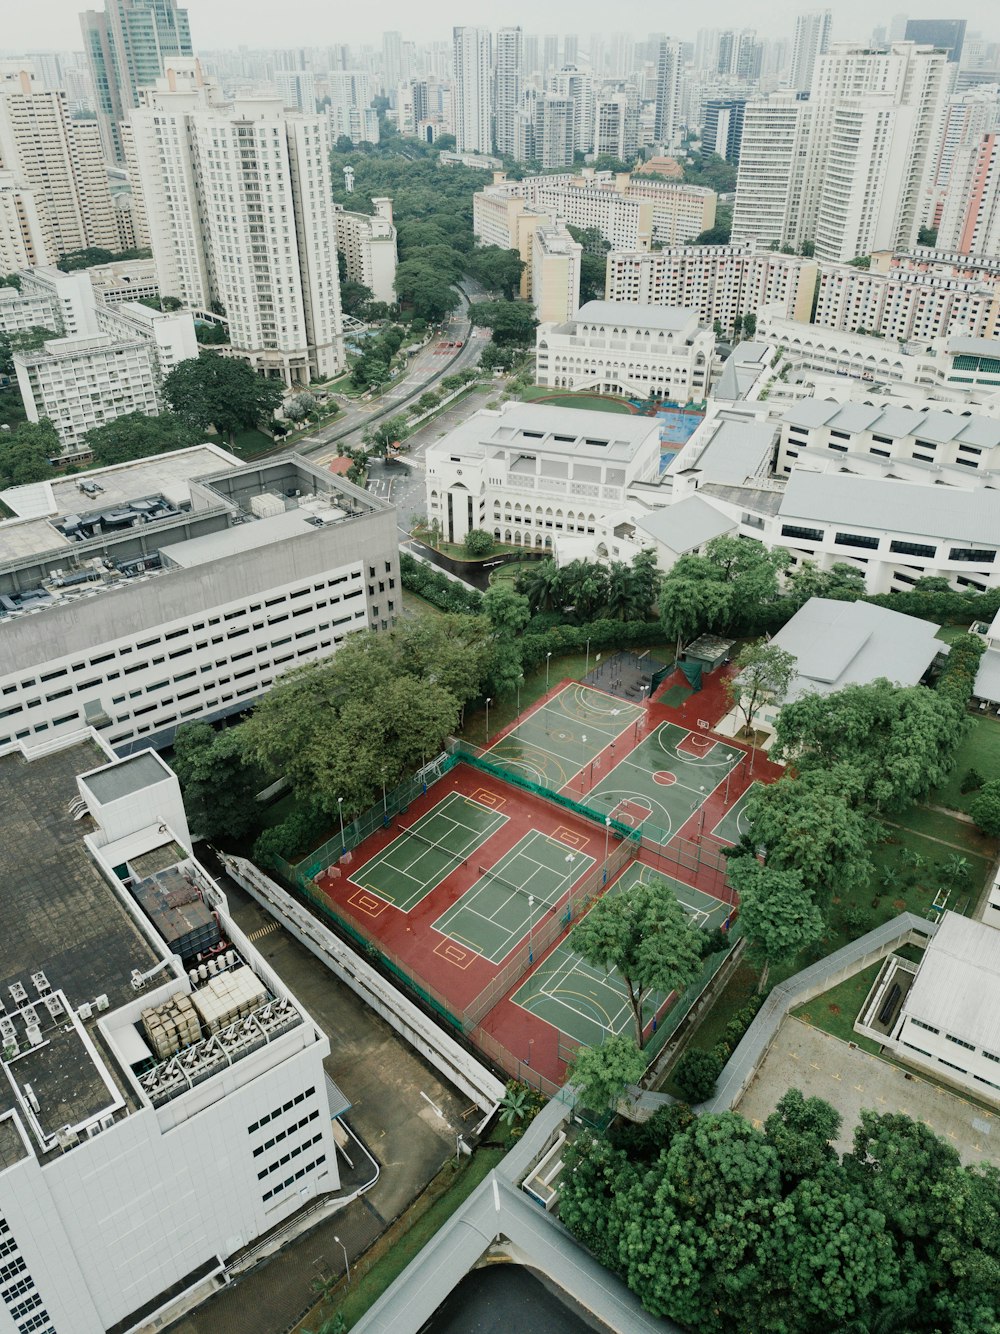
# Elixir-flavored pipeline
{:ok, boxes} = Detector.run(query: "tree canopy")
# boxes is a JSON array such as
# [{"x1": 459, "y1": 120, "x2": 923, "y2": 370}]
[
  {"x1": 0, "y1": 419, "x2": 60, "y2": 487},
  {"x1": 162, "y1": 353, "x2": 284, "y2": 442},
  {"x1": 83, "y1": 411, "x2": 202, "y2": 466},
  {"x1": 171, "y1": 722, "x2": 264, "y2": 841},
  {"x1": 468, "y1": 299, "x2": 538, "y2": 347}
]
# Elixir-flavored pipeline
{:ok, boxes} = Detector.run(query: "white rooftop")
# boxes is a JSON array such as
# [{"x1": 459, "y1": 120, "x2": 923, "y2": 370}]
[
  {"x1": 769, "y1": 597, "x2": 943, "y2": 701},
  {"x1": 428, "y1": 402, "x2": 662, "y2": 466},
  {"x1": 635, "y1": 496, "x2": 736, "y2": 553},
  {"x1": 668, "y1": 416, "x2": 775, "y2": 485},
  {"x1": 160, "y1": 508, "x2": 322, "y2": 568},
  {"x1": 781, "y1": 400, "x2": 1000, "y2": 449},
  {"x1": 903, "y1": 914, "x2": 1000, "y2": 1057},
  {"x1": 779, "y1": 470, "x2": 1000, "y2": 546},
  {"x1": 574, "y1": 300, "x2": 699, "y2": 332}
]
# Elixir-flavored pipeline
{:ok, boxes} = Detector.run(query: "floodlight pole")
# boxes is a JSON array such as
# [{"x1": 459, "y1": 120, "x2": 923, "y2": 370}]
[
  {"x1": 585, "y1": 638, "x2": 591, "y2": 676},
  {"x1": 546, "y1": 651, "x2": 552, "y2": 690},
  {"x1": 338, "y1": 796, "x2": 346, "y2": 857},
  {"x1": 485, "y1": 696, "x2": 492, "y2": 742},
  {"x1": 381, "y1": 769, "x2": 388, "y2": 825},
  {"x1": 528, "y1": 895, "x2": 535, "y2": 963},
  {"x1": 603, "y1": 816, "x2": 611, "y2": 884},
  {"x1": 334, "y1": 1235, "x2": 350, "y2": 1285}
]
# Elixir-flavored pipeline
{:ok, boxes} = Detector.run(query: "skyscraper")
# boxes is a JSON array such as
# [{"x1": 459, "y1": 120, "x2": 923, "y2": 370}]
[
  {"x1": 547, "y1": 66, "x2": 595, "y2": 156},
  {"x1": 80, "y1": 0, "x2": 192, "y2": 163},
  {"x1": 495, "y1": 27, "x2": 523, "y2": 158},
  {"x1": 130, "y1": 63, "x2": 343, "y2": 384},
  {"x1": 903, "y1": 19, "x2": 968, "y2": 64},
  {"x1": 452, "y1": 26, "x2": 492, "y2": 154},
  {"x1": 654, "y1": 37, "x2": 682, "y2": 147},
  {"x1": 789, "y1": 10, "x2": 832, "y2": 92},
  {"x1": 702, "y1": 99, "x2": 747, "y2": 163}
]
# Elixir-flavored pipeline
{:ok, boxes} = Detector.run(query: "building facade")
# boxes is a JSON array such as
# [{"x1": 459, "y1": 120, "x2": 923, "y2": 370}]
[
  {"x1": 333, "y1": 197, "x2": 398, "y2": 307},
  {"x1": 0, "y1": 452, "x2": 399, "y2": 755},
  {"x1": 701, "y1": 99, "x2": 746, "y2": 163},
  {"x1": 789, "y1": 10, "x2": 832, "y2": 92},
  {"x1": 813, "y1": 260, "x2": 1000, "y2": 341},
  {"x1": 536, "y1": 299, "x2": 713, "y2": 401},
  {"x1": 494, "y1": 27, "x2": 523, "y2": 158},
  {"x1": 531, "y1": 225, "x2": 582, "y2": 322},
  {"x1": 452, "y1": 27, "x2": 492, "y2": 154}
]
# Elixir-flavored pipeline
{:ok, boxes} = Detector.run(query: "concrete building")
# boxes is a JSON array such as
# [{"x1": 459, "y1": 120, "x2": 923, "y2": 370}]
[
  {"x1": 81, "y1": 0, "x2": 193, "y2": 164},
  {"x1": 425, "y1": 403, "x2": 662, "y2": 548},
  {"x1": 333, "y1": 198, "x2": 398, "y2": 307},
  {"x1": 938, "y1": 131, "x2": 1000, "y2": 256},
  {"x1": 622, "y1": 178, "x2": 717, "y2": 246},
  {"x1": 535, "y1": 300, "x2": 713, "y2": 402},
  {"x1": 605, "y1": 245, "x2": 817, "y2": 326},
  {"x1": 0, "y1": 451, "x2": 398, "y2": 754},
  {"x1": 531, "y1": 95, "x2": 575, "y2": 169},
  {"x1": 0, "y1": 729, "x2": 343, "y2": 1332},
  {"x1": 130, "y1": 67, "x2": 343, "y2": 386},
  {"x1": 701, "y1": 99, "x2": 746, "y2": 164},
  {"x1": 903, "y1": 18, "x2": 967, "y2": 64},
  {"x1": 925, "y1": 86, "x2": 1000, "y2": 229},
  {"x1": 0, "y1": 172, "x2": 48, "y2": 272},
  {"x1": 789, "y1": 10, "x2": 832, "y2": 92},
  {"x1": 733, "y1": 44, "x2": 949, "y2": 262},
  {"x1": 0, "y1": 67, "x2": 118, "y2": 264},
  {"x1": 275, "y1": 68, "x2": 317, "y2": 115},
  {"x1": 86, "y1": 255, "x2": 160, "y2": 306},
  {"x1": 495, "y1": 27, "x2": 523, "y2": 158},
  {"x1": 653, "y1": 37, "x2": 683, "y2": 147},
  {"x1": 546, "y1": 67, "x2": 595, "y2": 157},
  {"x1": 328, "y1": 71, "x2": 379, "y2": 145},
  {"x1": 531, "y1": 225, "x2": 582, "y2": 322},
  {"x1": 13, "y1": 301, "x2": 197, "y2": 455},
  {"x1": 452, "y1": 27, "x2": 492, "y2": 155},
  {"x1": 813, "y1": 259, "x2": 1000, "y2": 341},
  {"x1": 593, "y1": 93, "x2": 640, "y2": 163}
]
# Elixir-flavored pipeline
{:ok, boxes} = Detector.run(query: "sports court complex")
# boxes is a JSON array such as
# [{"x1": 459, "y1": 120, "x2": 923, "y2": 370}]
[{"x1": 303, "y1": 676, "x2": 780, "y2": 1089}]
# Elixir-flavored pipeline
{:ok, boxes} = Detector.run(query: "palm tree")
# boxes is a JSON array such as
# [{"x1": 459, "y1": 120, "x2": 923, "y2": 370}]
[
  {"x1": 604, "y1": 561, "x2": 646, "y2": 622},
  {"x1": 904, "y1": 849, "x2": 926, "y2": 872},
  {"x1": 517, "y1": 558, "x2": 560, "y2": 614}
]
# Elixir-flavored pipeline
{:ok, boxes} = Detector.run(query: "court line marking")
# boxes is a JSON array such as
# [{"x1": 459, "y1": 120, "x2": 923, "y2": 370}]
[
  {"x1": 348, "y1": 888, "x2": 388, "y2": 918},
  {"x1": 432, "y1": 938, "x2": 476, "y2": 969}
]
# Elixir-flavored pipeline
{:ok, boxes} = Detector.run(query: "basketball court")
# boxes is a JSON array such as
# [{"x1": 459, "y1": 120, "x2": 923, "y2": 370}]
[
  {"x1": 585, "y1": 721, "x2": 742, "y2": 844},
  {"x1": 711, "y1": 781, "x2": 761, "y2": 845},
  {"x1": 345, "y1": 791, "x2": 507, "y2": 912},
  {"x1": 486, "y1": 682, "x2": 643, "y2": 790},
  {"x1": 432, "y1": 828, "x2": 596, "y2": 964},
  {"x1": 511, "y1": 860, "x2": 726, "y2": 1048}
]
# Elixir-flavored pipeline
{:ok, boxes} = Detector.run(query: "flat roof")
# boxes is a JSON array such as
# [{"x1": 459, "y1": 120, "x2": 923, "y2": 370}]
[
  {"x1": 670, "y1": 417, "x2": 775, "y2": 485},
  {"x1": 779, "y1": 470, "x2": 1000, "y2": 545},
  {"x1": 575, "y1": 299, "x2": 698, "y2": 331},
  {"x1": 161, "y1": 507, "x2": 317, "y2": 568},
  {"x1": 82, "y1": 751, "x2": 171, "y2": 805},
  {"x1": 904, "y1": 913, "x2": 1000, "y2": 1055},
  {"x1": 636, "y1": 495, "x2": 735, "y2": 552},
  {"x1": 430, "y1": 403, "x2": 661, "y2": 466}
]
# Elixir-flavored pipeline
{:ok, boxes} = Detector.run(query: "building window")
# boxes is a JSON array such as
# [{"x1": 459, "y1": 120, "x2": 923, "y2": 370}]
[
  {"x1": 949, "y1": 548, "x2": 995, "y2": 564},
  {"x1": 910, "y1": 1018, "x2": 939, "y2": 1034},
  {"x1": 781, "y1": 524, "x2": 824, "y2": 542},
  {"x1": 890, "y1": 539, "x2": 935, "y2": 558},
  {"x1": 835, "y1": 531, "x2": 879, "y2": 550}
]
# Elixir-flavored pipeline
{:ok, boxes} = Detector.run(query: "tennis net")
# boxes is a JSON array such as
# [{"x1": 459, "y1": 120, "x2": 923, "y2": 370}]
[
  {"x1": 477, "y1": 864, "x2": 564, "y2": 911},
  {"x1": 400, "y1": 824, "x2": 467, "y2": 865}
]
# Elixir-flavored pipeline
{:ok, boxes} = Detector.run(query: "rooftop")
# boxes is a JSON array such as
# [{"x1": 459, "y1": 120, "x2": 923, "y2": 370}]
[
  {"x1": 781, "y1": 400, "x2": 1000, "y2": 449},
  {"x1": 669, "y1": 415, "x2": 776, "y2": 485},
  {"x1": 779, "y1": 470, "x2": 1000, "y2": 545},
  {"x1": 82, "y1": 750, "x2": 172, "y2": 805},
  {"x1": 430, "y1": 402, "x2": 661, "y2": 466},
  {"x1": 903, "y1": 914, "x2": 1000, "y2": 1055},
  {"x1": 574, "y1": 300, "x2": 698, "y2": 332},
  {"x1": 635, "y1": 495, "x2": 736, "y2": 553},
  {"x1": 769, "y1": 597, "x2": 943, "y2": 702}
]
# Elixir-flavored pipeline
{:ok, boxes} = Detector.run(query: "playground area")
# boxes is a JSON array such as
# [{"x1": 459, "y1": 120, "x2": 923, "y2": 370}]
[{"x1": 298, "y1": 669, "x2": 778, "y2": 1088}]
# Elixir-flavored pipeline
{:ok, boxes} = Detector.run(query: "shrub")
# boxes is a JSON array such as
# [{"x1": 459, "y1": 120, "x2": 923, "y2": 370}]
[
  {"x1": 464, "y1": 528, "x2": 495, "y2": 557},
  {"x1": 960, "y1": 769, "x2": 984, "y2": 795},
  {"x1": 673, "y1": 1047, "x2": 723, "y2": 1104}
]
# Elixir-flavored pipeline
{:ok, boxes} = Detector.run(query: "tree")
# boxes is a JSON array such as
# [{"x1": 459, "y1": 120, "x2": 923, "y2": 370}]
[
  {"x1": 970, "y1": 779, "x2": 1000, "y2": 837},
  {"x1": 162, "y1": 353, "x2": 283, "y2": 442},
  {"x1": 725, "y1": 640, "x2": 797, "y2": 737},
  {"x1": 763, "y1": 1088, "x2": 841, "y2": 1185},
  {"x1": 727, "y1": 857, "x2": 824, "y2": 991},
  {"x1": 568, "y1": 1034, "x2": 646, "y2": 1112},
  {"x1": 516, "y1": 558, "x2": 561, "y2": 614},
  {"x1": 339, "y1": 278, "x2": 373, "y2": 318},
  {"x1": 571, "y1": 877, "x2": 705, "y2": 1044},
  {"x1": 673, "y1": 1047, "x2": 722, "y2": 1103},
  {"x1": 362, "y1": 413, "x2": 409, "y2": 459},
  {"x1": 743, "y1": 312, "x2": 757, "y2": 337},
  {"x1": 658, "y1": 560, "x2": 731, "y2": 658},
  {"x1": 171, "y1": 722, "x2": 264, "y2": 842},
  {"x1": 467, "y1": 246, "x2": 524, "y2": 299},
  {"x1": 786, "y1": 559, "x2": 866, "y2": 607},
  {"x1": 917, "y1": 226, "x2": 938, "y2": 247},
  {"x1": 283, "y1": 392, "x2": 318, "y2": 422},
  {"x1": 83, "y1": 411, "x2": 201, "y2": 465},
  {"x1": 393, "y1": 259, "x2": 461, "y2": 322},
  {"x1": 703, "y1": 535, "x2": 791, "y2": 626},
  {"x1": 463, "y1": 528, "x2": 495, "y2": 557},
  {"x1": 468, "y1": 299, "x2": 538, "y2": 347}
]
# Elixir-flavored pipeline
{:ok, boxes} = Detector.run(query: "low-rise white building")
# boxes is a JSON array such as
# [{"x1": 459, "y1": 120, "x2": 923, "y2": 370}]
[
  {"x1": 86, "y1": 256, "x2": 160, "y2": 306},
  {"x1": 0, "y1": 730, "x2": 344, "y2": 1333},
  {"x1": 333, "y1": 197, "x2": 398, "y2": 307},
  {"x1": 0, "y1": 450, "x2": 399, "y2": 755},
  {"x1": 536, "y1": 299, "x2": 713, "y2": 402},
  {"x1": 425, "y1": 402, "x2": 662, "y2": 548}
]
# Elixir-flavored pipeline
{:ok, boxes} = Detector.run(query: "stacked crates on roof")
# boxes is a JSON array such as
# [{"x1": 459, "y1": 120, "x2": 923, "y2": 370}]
[
  {"x1": 141, "y1": 994, "x2": 202, "y2": 1060},
  {"x1": 132, "y1": 866, "x2": 221, "y2": 961},
  {"x1": 191, "y1": 967, "x2": 268, "y2": 1035}
]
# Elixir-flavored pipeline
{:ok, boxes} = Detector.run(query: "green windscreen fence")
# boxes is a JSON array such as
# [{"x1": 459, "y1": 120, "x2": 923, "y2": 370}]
[
  {"x1": 680, "y1": 660, "x2": 704, "y2": 691},
  {"x1": 649, "y1": 661, "x2": 675, "y2": 692}
]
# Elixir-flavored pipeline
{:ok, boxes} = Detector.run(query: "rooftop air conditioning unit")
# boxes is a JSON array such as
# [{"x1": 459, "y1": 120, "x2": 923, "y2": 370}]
[
  {"x1": 95, "y1": 994, "x2": 109, "y2": 1012},
  {"x1": 77, "y1": 1002, "x2": 93, "y2": 1020}
]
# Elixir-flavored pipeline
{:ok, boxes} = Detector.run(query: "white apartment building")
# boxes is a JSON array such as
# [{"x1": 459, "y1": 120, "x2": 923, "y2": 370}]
[
  {"x1": 474, "y1": 174, "x2": 654, "y2": 253},
  {"x1": 425, "y1": 402, "x2": 662, "y2": 548},
  {"x1": 535, "y1": 300, "x2": 713, "y2": 402},
  {"x1": 14, "y1": 302, "x2": 197, "y2": 455},
  {"x1": 733, "y1": 44, "x2": 949, "y2": 262},
  {"x1": 0, "y1": 172, "x2": 48, "y2": 272},
  {"x1": 328, "y1": 71, "x2": 379, "y2": 145},
  {"x1": 130, "y1": 68, "x2": 343, "y2": 386},
  {"x1": 938, "y1": 131, "x2": 1000, "y2": 256},
  {"x1": 275, "y1": 68, "x2": 317, "y2": 115},
  {"x1": 776, "y1": 399, "x2": 1000, "y2": 483},
  {"x1": 333, "y1": 198, "x2": 398, "y2": 307},
  {"x1": 17, "y1": 265, "x2": 97, "y2": 336},
  {"x1": 452, "y1": 27, "x2": 492, "y2": 154},
  {"x1": 86, "y1": 256, "x2": 160, "y2": 306},
  {"x1": 813, "y1": 261, "x2": 1000, "y2": 341},
  {"x1": 925, "y1": 86, "x2": 1000, "y2": 227},
  {"x1": 531, "y1": 225, "x2": 582, "y2": 322},
  {"x1": 653, "y1": 37, "x2": 683, "y2": 147},
  {"x1": 620, "y1": 178, "x2": 717, "y2": 246},
  {"x1": 605, "y1": 245, "x2": 818, "y2": 326},
  {"x1": 789, "y1": 10, "x2": 832, "y2": 92},
  {"x1": 495, "y1": 27, "x2": 523, "y2": 158},
  {"x1": 0, "y1": 730, "x2": 342, "y2": 1333},
  {"x1": 547, "y1": 66, "x2": 595, "y2": 156},
  {"x1": 531, "y1": 95, "x2": 575, "y2": 169},
  {"x1": 0, "y1": 66, "x2": 118, "y2": 265},
  {"x1": 0, "y1": 451, "x2": 399, "y2": 755},
  {"x1": 593, "y1": 94, "x2": 640, "y2": 162}
]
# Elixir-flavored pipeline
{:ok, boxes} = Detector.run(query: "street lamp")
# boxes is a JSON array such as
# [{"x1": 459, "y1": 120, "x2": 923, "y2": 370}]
[
  {"x1": 334, "y1": 1235, "x2": 350, "y2": 1285},
  {"x1": 528, "y1": 894, "x2": 535, "y2": 962},
  {"x1": 603, "y1": 815, "x2": 611, "y2": 884},
  {"x1": 580, "y1": 734, "x2": 587, "y2": 789},
  {"x1": 585, "y1": 637, "x2": 591, "y2": 676},
  {"x1": 338, "y1": 796, "x2": 346, "y2": 858},
  {"x1": 546, "y1": 651, "x2": 552, "y2": 690},
  {"x1": 381, "y1": 768, "x2": 388, "y2": 826},
  {"x1": 485, "y1": 696, "x2": 492, "y2": 742}
]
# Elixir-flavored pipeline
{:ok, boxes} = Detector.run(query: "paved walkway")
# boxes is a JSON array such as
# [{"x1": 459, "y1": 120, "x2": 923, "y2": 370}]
[{"x1": 736, "y1": 1017, "x2": 1000, "y2": 1167}]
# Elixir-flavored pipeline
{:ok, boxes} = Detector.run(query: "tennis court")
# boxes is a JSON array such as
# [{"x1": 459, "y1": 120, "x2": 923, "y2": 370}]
[
  {"x1": 347, "y1": 791, "x2": 507, "y2": 912},
  {"x1": 486, "y1": 682, "x2": 643, "y2": 790},
  {"x1": 586, "y1": 721, "x2": 742, "y2": 845},
  {"x1": 712, "y1": 781, "x2": 761, "y2": 845},
  {"x1": 512, "y1": 861, "x2": 726, "y2": 1048},
  {"x1": 432, "y1": 829, "x2": 596, "y2": 964}
]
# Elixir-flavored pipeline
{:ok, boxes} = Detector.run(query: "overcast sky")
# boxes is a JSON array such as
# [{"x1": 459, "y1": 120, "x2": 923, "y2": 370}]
[{"x1": 1, "y1": 1, "x2": 997, "y2": 52}]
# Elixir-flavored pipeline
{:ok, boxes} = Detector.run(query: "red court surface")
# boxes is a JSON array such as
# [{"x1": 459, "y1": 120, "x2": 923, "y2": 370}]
[{"x1": 308, "y1": 665, "x2": 783, "y2": 1089}]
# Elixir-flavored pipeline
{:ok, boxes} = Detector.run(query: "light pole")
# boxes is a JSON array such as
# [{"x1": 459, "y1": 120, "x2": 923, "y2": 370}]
[
  {"x1": 485, "y1": 696, "x2": 492, "y2": 742},
  {"x1": 381, "y1": 768, "x2": 388, "y2": 826},
  {"x1": 585, "y1": 638, "x2": 591, "y2": 676},
  {"x1": 338, "y1": 796, "x2": 346, "y2": 858},
  {"x1": 334, "y1": 1235, "x2": 350, "y2": 1285},
  {"x1": 528, "y1": 895, "x2": 535, "y2": 962},
  {"x1": 603, "y1": 816, "x2": 611, "y2": 884},
  {"x1": 580, "y1": 734, "x2": 587, "y2": 789},
  {"x1": 546, "y1": 651, "x2": 552, "y2": 690}
]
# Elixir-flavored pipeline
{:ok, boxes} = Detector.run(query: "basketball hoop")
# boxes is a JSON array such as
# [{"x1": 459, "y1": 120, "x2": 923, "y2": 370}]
[{"x1": 697, "y1": 719, "x2": 710, "y2": 731}]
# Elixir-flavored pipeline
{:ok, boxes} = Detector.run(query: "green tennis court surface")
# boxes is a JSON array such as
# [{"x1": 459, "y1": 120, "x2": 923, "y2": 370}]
[
  {"x1": 348, "y1": 792, "x2": 507, "y2": 911},
  {"x1": 486, "y1": 682, "x2": 643, "y2": 790},
  {"x1": 586, "y1": 721, "x2": 742, "y2": 845},
  {"x1": 711, "y1": 781, "x2": 761, "y2": 845},
  {"x1": 512, "y1": 861, "x2": 728, "y2": 1048},
  {"x1": 432, "y1": 830, "x2": 596, "y2": 964}
]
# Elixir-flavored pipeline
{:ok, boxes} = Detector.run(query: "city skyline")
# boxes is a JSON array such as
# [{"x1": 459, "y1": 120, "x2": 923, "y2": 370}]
[{"x1": 2, "y1": 1, "x2": 998, "y2": 52}]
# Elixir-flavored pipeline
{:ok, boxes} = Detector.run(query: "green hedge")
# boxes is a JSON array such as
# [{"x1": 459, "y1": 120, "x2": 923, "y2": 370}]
[{"x1": 400, "y1": 552, "x2": 484, "y2": 614}]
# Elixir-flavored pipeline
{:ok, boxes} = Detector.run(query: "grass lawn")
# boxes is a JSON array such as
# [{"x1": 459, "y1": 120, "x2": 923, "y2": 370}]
[
  {"x1": 295, "y1": 1147, "x2": 506, "y2": 1332},
  {"x1": 517, "y1": 386, "x2": 635, "y2": 413},
  {"x1": 929, "y1": 714, "x2": 1000, "y2": 815},
  {"x1": 489, "y1": 559, "x2": 539, "y2": 584},
  {"x1": 228, "y1": 427, "x2": 277, "y2": 459},
  {"x1": 792, "y1": 961, "x2": 896, "y2": 1055}
]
